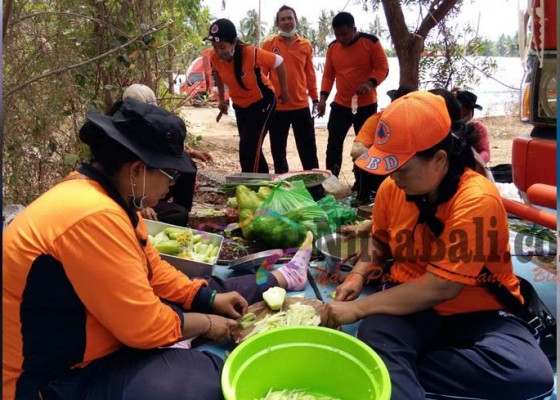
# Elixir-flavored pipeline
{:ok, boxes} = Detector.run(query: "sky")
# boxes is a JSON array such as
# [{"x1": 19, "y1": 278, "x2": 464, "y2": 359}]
[{"x1": 201, "y1": 0, "x2": 523, "y2": 42}]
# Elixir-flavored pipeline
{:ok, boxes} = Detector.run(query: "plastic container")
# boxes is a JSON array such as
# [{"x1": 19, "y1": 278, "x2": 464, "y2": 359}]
[
  {"x1": 351, "y1": 94, "x2": 358, "y2": 114},
  {"x1": 145, "y1": 220, "x2": 223, "y2": 277},
  {"x1": 222, "y1": 326, "x2": 391, "y2": 400}
]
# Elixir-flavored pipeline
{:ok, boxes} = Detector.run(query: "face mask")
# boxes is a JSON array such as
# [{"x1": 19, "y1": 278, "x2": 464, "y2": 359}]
[
  {"x1": 130, "y1": 165, "x2": 148, "y2": 210},
  {"x1": 279, "y1": 27, "x2": 298, "y2": 37},
  {"x1": 217, "y1": 45, "x2": 235, "y2": 61}
]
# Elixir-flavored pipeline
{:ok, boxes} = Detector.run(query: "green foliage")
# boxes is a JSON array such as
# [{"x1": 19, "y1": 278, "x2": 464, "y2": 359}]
[
  {"x1": 3, "y1": 0, "x2": 212, "y2": 205},
  {"x1": 419, "y1": 22, "x2": 499, "y2": 90}
]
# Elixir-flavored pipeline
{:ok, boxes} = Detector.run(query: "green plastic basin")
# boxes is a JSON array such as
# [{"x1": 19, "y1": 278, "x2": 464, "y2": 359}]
[{"x1": 222, "y1": 326, "x2": 391, "y2": 400}]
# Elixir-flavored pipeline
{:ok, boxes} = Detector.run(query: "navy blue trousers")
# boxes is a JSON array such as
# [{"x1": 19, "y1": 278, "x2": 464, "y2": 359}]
[
  {"x1": 357, "y1": 309, "x2": 554, "y2": 400},
  {"x1": 325, "y1": 102, "x2": 376, "y2": 177},
  {"x1": 40, "y1": 274, "x2": 278, "y2": 400}
]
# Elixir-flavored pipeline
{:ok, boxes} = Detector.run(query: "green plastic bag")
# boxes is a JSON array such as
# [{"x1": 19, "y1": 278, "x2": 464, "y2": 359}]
[
  {"x1": 317, "y1": 194, "x2": 358, "y2": 230},
  {"x1": 252, "y1": 181, "x2": 334, "y2": 248}
]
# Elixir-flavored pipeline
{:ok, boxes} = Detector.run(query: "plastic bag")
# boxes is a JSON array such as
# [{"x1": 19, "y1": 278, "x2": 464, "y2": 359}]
[
  {"x1": 252, "y1": 181, "x2": 334, "y2": 248},
  {"x1": 317, "y1": 195, "x2": 358, "y2": 229}
]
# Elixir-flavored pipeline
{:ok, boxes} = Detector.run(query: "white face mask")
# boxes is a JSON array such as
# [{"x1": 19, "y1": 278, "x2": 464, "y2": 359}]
[
  {"x1": 217, "y1": 43, "x2": 236, "y2": 61},
  {"x1": 130, "y1": 165, "x2": 148, "y2": 210},
  {"x1": 279, "y1": 27, "x2": 297, "y2": 37}
]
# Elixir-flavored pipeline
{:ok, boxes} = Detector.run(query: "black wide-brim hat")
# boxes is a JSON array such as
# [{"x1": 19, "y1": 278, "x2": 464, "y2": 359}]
[{"x1": 86, "y1": 98, "x2": 195, "y2": 173}]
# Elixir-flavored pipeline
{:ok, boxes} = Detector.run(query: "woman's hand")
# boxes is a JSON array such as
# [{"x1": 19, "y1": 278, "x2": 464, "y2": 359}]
[
  {"x1": 204, "y1": 314, "x2": 238, "y2": 342},
  {"x1": 188, "y1": 149, "x2": 214, "y2": 163},
  {"x1": 141, "y1": 207, "x2": 158, "y2": 221},
  {"x1": 339, "y1": 221, "x2": 373, "y2": 240},
  {"x1": 212, "y1": 291, "x2": 248, "y2": 319},
  {"x1": 334, "y1": 272, "x2": 364, "y2": 301},
  {"x1": 321, "y1": 300, "x2": 362, "y2": 329}
]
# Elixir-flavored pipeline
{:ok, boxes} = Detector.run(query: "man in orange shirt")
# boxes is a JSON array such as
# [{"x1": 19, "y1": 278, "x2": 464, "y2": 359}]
[
  {"x1": 262, "y1": 5, "x2": 319, "y2": 174},
  {"x1": 321, "y1": 92, "x2": 554, "y2": 399},
  {"x1": 317, "y1": 11, "x2": 389, "y2": 178}
]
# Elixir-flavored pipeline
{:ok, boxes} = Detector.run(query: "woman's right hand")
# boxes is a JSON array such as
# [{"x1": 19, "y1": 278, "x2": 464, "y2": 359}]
[
  {"x1": 204, "y1": 314, "x2": 238, "y2": 342},
  {"x1": 334, "y1": 272, "x2": 364, "y2": 301}
]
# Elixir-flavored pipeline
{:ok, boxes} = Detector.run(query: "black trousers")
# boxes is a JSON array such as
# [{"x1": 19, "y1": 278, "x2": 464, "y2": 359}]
[
  {"x1": 268, "y1": 108, "x2": 319, "y2": 174},
  {"x1": 357, "y1": 309, "x2": 555, "y2": 400},
  {"x1": 233, "y1": 95, "x2": 276, "y2": 173},
  {"x1": 41, "y1": 274, "x2": 279, "y2": 400},
  {"x1": 326, "y1": 102, "x2": 377, "y2": 177}
]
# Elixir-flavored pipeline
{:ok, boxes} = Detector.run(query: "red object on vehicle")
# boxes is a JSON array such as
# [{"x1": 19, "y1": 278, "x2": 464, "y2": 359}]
[
  {"x1": 531, "y1": 0, "x2": 557, "y2": 51},
  {"x1": 180, "y1": 49, "x2": 230, "y2": 102}
]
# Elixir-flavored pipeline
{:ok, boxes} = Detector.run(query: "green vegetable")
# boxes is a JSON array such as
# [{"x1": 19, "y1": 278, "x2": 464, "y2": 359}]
[
  {"x1": 238, "y1": 312, "x2": 257, "y2": 329},
  {"x1": 259, "y1": 389, "x2": 340, "y2": 400},
  {"x1": 154, "y1": 240, "x2": 180, "y2": 255},
  {"x1": 163, "y1": 227, "x2": 188, "y2": 237},
  {"x1": 262, "y1": 287, "x2": 286, "y2": 311},
  {"x1": 220, "y1": 181, "x2": 275, "y2": 196}
]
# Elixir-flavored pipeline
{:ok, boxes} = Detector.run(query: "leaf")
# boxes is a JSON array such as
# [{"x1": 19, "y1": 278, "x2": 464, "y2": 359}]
[{"x1": 63, "y1": 154, "x2": 79, "y2": 166}]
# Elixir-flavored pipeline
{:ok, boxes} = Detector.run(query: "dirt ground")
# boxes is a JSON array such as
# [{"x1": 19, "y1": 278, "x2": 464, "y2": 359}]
[{"x1": 181, "y1": 104, "x2": 531, "y2": 189}]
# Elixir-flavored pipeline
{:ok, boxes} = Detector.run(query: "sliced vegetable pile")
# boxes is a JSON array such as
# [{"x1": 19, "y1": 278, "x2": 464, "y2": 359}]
[
  {"x1": 258, "y1": 389, "x2": 340, "y2": 400},
  {"x1": 244, "y1": 302, "x2": 320, "y2": 340},
  {"x1": 149, "y1": 227, "x2": 220, "y2": 264}
]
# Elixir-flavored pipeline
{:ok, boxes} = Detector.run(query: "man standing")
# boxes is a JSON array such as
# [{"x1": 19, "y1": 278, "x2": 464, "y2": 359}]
[
  {"x1": 262, "y1": 5, "x2": 319, "y2": 174},
  {"x1": 317, "y1": 11, "x2": 389, "y2": 178}
]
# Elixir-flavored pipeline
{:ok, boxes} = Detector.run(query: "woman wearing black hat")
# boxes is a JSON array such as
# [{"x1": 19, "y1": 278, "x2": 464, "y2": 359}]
[
  {"x1": 2, "y1": 98, "x2": 313, "y2": 399},
  {"x1": 456, "y1": 89, "x2": 491, "y2": 164},
  {"x1": 205, "y1": 18, "x2": 289, "y2": 173}
]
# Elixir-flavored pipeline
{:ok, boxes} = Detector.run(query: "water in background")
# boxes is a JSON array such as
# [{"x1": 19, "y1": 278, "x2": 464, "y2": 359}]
[{"x1": 312, "y1": 57, "x2": 525, "y2": 127}]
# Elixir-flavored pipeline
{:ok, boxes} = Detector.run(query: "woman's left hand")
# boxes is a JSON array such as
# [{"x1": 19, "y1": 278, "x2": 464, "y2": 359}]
[
  {"x1": 189, "y1": 149, "x2": 214, "y2": 163},
  {"x1": 320, "y1": 300, "x2": 361, "y2": 328},
  {"x1": 213, "y1": 291, "x2": 248, "y2": 319},
  {"x1": 141, "y1": 207, "x2": 158, "y2": 221}
]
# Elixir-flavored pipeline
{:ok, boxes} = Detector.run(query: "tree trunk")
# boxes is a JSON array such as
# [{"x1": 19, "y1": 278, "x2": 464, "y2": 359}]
[
  {"x1": 3, "y1": 0, "x2": 14, "y2": 44},
  {"x1": 381, "y1": 0, "x2": 459, "y2": 88}
]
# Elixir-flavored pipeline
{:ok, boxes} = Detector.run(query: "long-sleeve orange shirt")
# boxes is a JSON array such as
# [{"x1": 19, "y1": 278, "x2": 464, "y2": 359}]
[
  {"x1": 3, "y1": 175, "x2": 211, "y2": 399},
  {"x1": 211, "y1": 45, "x2": 277, "y2": 108},
  {"x1": 261, "y1": 34, "x2": 318, "y2": 111},
  {"x1": 321, "y1": 33, "x2": 389, "y2": 107}
]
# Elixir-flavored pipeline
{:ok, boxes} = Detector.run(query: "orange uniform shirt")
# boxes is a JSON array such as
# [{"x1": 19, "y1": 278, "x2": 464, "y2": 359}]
[
  {"x1": 372, "y1": 169, "x2": 522, "y2": 316},
  {"x1": 261, "y1": 34, "x2": 318, "y2": 111},
  {"x1": 3, "y1": 176, "x2": 208, "y2": 398},
  {"x1": 211, "y1": 45, "x2": 277, "y2": 108},
  {"x1": 321, "y1": 33, "x2": 389, "y2": 107},
  {"x1": 355, "y1": 112, "x2": 382, "y2": 147}
]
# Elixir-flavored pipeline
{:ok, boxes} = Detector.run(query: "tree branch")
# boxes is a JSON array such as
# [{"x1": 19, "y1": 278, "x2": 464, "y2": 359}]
[
  {"x1": 417, "y1": 0, "x2": 459, "y2": 38},
  {"x1": 10, "y1": 11, "x2": 129, "y2": 37},
  {"x1": 5, "y1": 24, "x2": 166, "y2": 98}
]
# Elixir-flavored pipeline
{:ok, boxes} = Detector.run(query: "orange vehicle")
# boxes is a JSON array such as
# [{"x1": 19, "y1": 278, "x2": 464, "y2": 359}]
[
  {"x1": 181, "y1": 49, "x2": 230, "y2": 102},
  {"x1": 501, "y1": 0, "x2": 557, "y2": 230}
]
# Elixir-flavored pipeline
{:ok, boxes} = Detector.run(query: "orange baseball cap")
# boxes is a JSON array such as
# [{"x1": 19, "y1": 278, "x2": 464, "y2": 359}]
[{"x1": 354, "y1": 91, "x2": 451, "y2": 175}]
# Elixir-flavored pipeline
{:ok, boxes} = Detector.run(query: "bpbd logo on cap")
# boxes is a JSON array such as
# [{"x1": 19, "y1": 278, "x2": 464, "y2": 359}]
[{"x1": 375, "y1": 120, "x2": 390, "y2": 145}]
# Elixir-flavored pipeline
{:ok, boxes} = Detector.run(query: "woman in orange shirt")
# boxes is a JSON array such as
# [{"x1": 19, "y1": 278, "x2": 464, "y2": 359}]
[
  {"x1": 324, "y1": 91, "x2": 553, "y2": 400},
  {"x1": 205, "y1": 19, "x2": 289, "y2": 173}
]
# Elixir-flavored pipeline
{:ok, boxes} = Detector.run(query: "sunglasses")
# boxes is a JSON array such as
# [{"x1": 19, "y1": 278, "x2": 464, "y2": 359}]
[{"x1": 158, "y1": 168, "x2": 181, "y2": 182}]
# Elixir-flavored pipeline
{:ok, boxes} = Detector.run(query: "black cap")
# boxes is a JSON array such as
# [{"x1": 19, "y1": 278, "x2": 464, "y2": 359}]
[
  {"x1": 204, "y1": 19, "x2": 237, "y2": 43},
  {"x1": 456, "y1": 90, "x2": 482, "y2": 110},
  {"x1": 85, "y1": 98, "x2": 195, "y2": 173},
  {"x1": 386, "y1": 85, "x2": 415, "y2": 101}
]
